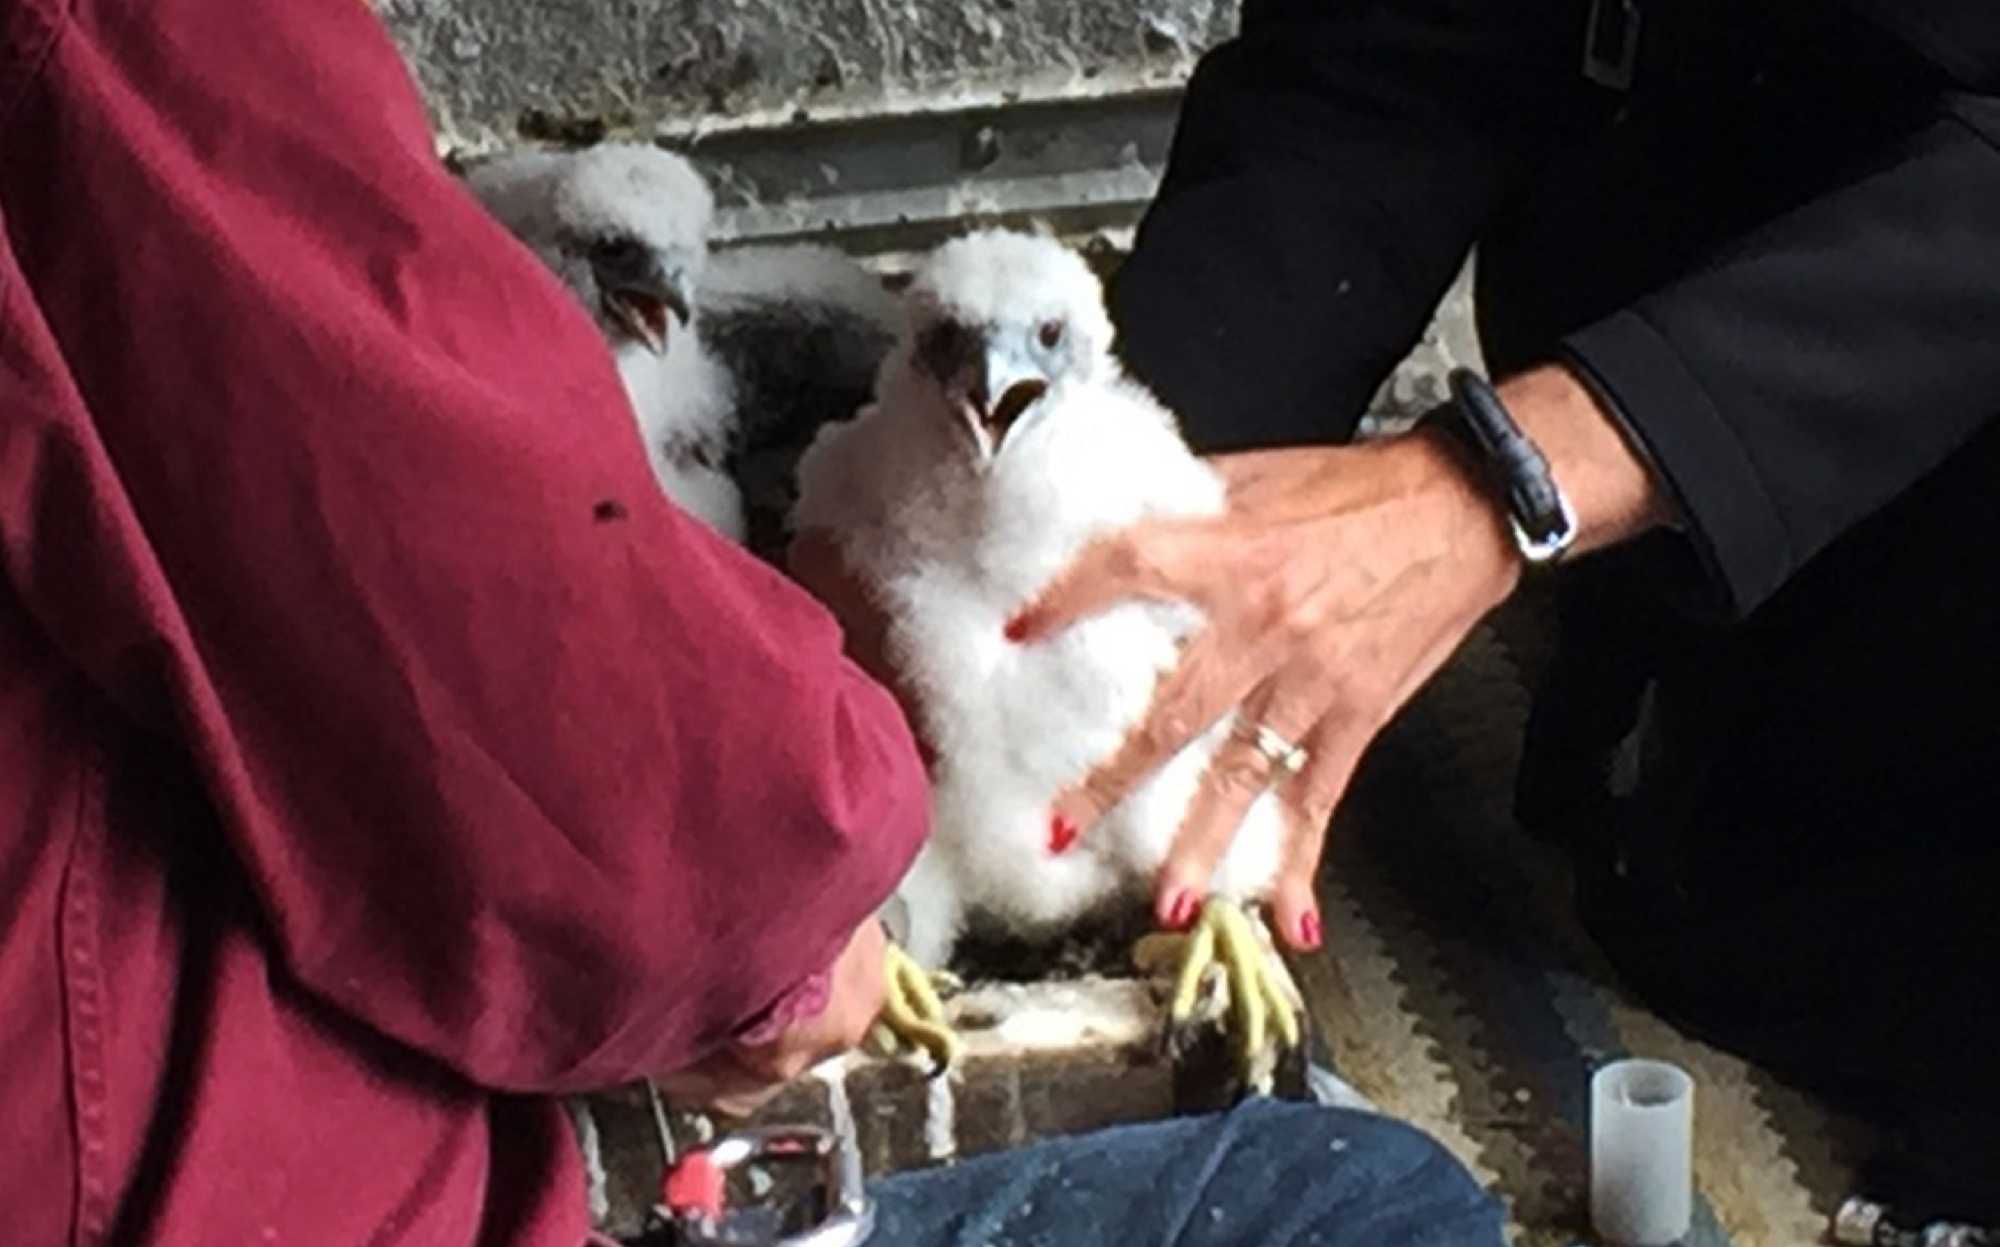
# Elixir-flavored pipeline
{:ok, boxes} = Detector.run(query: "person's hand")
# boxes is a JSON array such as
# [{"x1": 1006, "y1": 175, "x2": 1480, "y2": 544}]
[
  {"x1": 653, "y1": 917, "x2": 888, "y2": 1117},
  {"x1": 1005, "y1": 366, "x2": 1669, "y2": 952}
]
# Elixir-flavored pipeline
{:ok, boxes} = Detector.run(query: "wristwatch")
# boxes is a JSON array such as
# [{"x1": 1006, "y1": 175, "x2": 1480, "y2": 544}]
[{"x1": 1423, "y1": 368, "x2": 1579, "y2": 568}]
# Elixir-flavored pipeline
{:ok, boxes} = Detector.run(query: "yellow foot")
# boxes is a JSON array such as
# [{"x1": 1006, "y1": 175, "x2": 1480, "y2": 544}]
[
  {"x1": 1133, "y1": 898, "x2": 1303, "y2": 1095},
  {"x1": 867, "y1": 942, "x2": 964, "y2": 1077}
]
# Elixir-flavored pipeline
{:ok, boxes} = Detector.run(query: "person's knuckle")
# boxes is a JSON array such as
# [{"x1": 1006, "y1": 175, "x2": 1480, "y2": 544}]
[
  {"x1": 1274, "y1": 773, "x2": 1316, "y2": 817},
  {"x1": 1101, "y1": 534, "x2": 1148, "y2": 582},
  {"x1": 1340, "y1": 685, "x2": 1395, "y2": 733},
  {"x1": 1287, "y1": 647, "x2": 1340, "y2": 696},
  {"x1": 1327, "y1": 668, "x2": 1379, "y2": 714},
  {"x1": 1262, "y1": 687, "x2": 1314, "y2": 732},
  {"x1": 1291, "y1": 801, "x2": 1336, "y2": 847},
  {"x1": 1210, "y1": 749, "x2": 1269, "y2": 804},
  {"x1": 1280, "y1": 603, "x2": 1322, "y2": 644},
  {"x1": 1238, "y1": 580, "x2": 1289, "y2": 634},
  {"x1": 1133, "y1": 534, "x2": 1193, "y2": 595},
  {"x1": 1296, "y1": 755, "x2": 1355, "y2": 821},
  {"x1": 1302, "y1": 779, "x2": 1341, "y2": 822},
  {"x1": 1261, "y1": 581, "x2": 1326, "y2": 641},
  {"x1": 1078, "y1": 773, "x2": 1121, "y2": 816},
  {"x1": 1141, "y1": 709, "x2": 1195, "y2": 759}
]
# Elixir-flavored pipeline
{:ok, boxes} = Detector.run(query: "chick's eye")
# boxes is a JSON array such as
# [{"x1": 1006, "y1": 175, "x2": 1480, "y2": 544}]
[
  {"x1": 1038, "y1": 320, "x2": 1064, "y2": 349},
  {"x1": 590, "y1": 236, "x2": 644, "y2": 265},
  {"x1": 917, "y1": 320, "x2": 973, "y2": 379}
]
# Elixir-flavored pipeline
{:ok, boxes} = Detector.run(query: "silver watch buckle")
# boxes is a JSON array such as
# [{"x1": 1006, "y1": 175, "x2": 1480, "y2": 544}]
[
  {"x1": 1511, "y1": 489, "x2": 1579, "y2": 567},
  {"x1": 1583, "y1": 0, "x2": 1642, "y2": 91}
]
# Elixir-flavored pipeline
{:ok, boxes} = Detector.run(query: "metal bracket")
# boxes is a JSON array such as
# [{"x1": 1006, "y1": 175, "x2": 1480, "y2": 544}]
[
  {"x1": 662, "y1": 87, "x2": 1183, "y2": 255},
  {"x1": 1583, "y1": 0, "x2": 1642, "y2": 91}
]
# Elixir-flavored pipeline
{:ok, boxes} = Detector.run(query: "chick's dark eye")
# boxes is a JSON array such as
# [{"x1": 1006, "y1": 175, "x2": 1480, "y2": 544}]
[
  {"x1": 917, "y1": 320, "x2": 974, "y2": 380},
  {"x1": 1038, "y1": 320, "x2": 1064, "y2": 349},
  {"x1": 590, "y1": 236, "x2": 645, "y2": 265}
]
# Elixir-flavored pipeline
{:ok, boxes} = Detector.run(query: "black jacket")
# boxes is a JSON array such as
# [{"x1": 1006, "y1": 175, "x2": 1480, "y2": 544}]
[
  {"x1": 1112, "y1": 0, "x2": 2000, "y2": 618},
  {"x1": 1111, "y1": 2, "x2": 2000, "y2": 1152}
]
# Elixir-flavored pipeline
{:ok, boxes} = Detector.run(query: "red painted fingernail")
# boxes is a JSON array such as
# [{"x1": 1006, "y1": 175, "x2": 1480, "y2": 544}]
[
  {"x1": 1299, "y1": 910, "x2": 1323, "y2": 950},
  {"x1": 1047, "y1": 812, "x2": 1079, "y2": 855},
  {"x1": 1175, "y1": 891, "x2": 1202, "y2": 929},
  {"x1": 1003, "y1": 616, "x2": 1028, "y2": 643}
]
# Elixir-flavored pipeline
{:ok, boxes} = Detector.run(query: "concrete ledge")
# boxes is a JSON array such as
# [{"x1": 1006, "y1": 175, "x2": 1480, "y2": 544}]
[{"x1": 577, "y1": 975, "x2": 1310, "y2": 1238}]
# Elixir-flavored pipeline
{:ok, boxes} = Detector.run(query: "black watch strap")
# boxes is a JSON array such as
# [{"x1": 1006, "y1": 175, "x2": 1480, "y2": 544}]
[{"x1": 1426, "y1": 369, "x2": 1578, "y2": 566}]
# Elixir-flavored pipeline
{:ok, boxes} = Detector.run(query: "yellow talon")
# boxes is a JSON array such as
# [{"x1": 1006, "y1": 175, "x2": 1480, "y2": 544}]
[
  {"x1": 1139, "y1": 897, "x2": 1304, "y2": 1094},
  {"x1": 1211, "y1": 899, "x2": 1267, "y2": 1065},
  {"x1": 874, "y1": 942, "x2": 963, "y2": 1076},
  {"x1": 1169, "y1": 916, "x2": 1217, "y2": 1023}
]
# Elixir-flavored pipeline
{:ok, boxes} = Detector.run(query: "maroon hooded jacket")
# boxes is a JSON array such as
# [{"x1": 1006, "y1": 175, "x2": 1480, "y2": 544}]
[{"x1": 0, "y1": 2, "x2": 929, "y2": 1243}]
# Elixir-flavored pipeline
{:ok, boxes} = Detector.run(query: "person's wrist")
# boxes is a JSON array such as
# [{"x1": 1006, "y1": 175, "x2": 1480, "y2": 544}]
[
  {"x1": 1402, "y1": 424, "x2": 1526, "y2": 609},
  {"x1": 1495, "y1": 365, "x2": 1673, "y2": 552}
]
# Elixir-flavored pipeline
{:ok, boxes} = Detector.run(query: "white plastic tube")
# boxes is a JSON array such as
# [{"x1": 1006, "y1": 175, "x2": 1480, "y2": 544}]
[{"x1": 1590, "y1": 1059, "x2": 1695, "y2": 1246}]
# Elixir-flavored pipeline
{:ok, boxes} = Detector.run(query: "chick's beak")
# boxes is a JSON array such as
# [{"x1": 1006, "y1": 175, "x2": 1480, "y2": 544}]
[
  {"x1": 594, "y1": 251, "x2": 693, "y2": 355},
  {"x1": 961, "y1": 341, "x2": 1049, "y2": 456}
]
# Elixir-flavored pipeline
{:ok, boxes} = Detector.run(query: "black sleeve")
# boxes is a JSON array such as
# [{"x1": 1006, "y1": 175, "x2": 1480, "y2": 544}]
[
  {"x1": 1110, "y1": 0, "x2": 1612, "y2": 451},
  {"x1": 1561, "y1": 95, "x2": 2000, "y2": 617}
]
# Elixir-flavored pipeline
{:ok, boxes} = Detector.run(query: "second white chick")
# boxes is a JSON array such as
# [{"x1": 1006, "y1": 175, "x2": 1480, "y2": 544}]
[
  {"x1": 793, "y1": 230, "x2": 1286, "y2": 970},
  {"x1": 465, "y1": 143, "x2": 745, "y2": 540}
]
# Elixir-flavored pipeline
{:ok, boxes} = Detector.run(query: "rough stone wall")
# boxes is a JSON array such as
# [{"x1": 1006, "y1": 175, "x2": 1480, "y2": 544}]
[
  {"x1": 1371, "y1": 262, "x2": 1483, "y2": 431},
  {"x1": 377, "y1": 0, "x2": 1236, "y2": 152},
  {"x1": 378, "y1": 0, "x2": 1482, "y2": 416}
]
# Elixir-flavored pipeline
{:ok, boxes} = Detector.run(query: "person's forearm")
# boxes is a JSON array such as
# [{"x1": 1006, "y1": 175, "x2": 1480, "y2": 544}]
[{"x1": 1497, "y1": 364, "x2": 1675, "y2": 556}]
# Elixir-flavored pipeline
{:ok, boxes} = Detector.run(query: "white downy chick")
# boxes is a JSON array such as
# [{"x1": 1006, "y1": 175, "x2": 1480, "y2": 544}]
[
  {"x1": 465, "y1": 143, "x2": 745, "y2": 540},
  {"x1": 793, "y1": 230, "x2": 1286, "y2": 969}
]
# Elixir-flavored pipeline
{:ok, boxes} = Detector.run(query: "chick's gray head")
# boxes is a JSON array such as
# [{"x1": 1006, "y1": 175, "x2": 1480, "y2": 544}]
[
  {"x1": 467, "y1": 142, "x2": 714, "y2": 356},
  {"x1": 902, "y1": 230, "x2": 1115, "y2": 463}
]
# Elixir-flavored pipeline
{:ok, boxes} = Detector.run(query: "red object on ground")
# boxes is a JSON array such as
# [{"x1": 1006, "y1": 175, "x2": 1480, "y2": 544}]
[
  {"x1": 662, "y1": 1152, "x2": 729, "y2": 1222},
  {"x1": 0, "y1": 3, "x2": 928, "y2": 1245}
]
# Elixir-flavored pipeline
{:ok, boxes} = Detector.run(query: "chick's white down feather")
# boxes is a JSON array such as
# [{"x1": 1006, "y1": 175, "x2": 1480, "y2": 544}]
[
  {"x1": 794, "y1": 230, "x2": 1285, "y2": 968},
  {"x1": 465, "y1": 143, "x2": 745, "y2": 540}
]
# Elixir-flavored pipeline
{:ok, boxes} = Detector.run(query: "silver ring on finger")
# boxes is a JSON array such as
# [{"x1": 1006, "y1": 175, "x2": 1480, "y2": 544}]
[{"x1": 1235, "y1": 719, "x2": 1309, "y2": 778}]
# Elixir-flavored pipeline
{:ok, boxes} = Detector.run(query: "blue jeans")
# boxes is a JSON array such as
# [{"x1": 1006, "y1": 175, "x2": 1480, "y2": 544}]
[{"x1": 871, "y1": 1099, "x2": 1501, "y2": 1246}]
